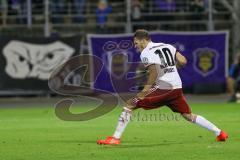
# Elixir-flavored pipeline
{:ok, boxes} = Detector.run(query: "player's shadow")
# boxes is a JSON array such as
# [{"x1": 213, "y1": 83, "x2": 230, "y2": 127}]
[
  {"x1": 104, "y1": 141, "x2": 184, "y2": 148},
  {"x1": 49, "y1": 140, "x2": 186, "y2": 147},
  {"x1": 49, "y1": 140, "x2": 95, "y2": 144}
]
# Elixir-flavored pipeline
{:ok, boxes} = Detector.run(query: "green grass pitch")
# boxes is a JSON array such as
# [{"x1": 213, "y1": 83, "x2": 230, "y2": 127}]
[{"x1": 0, "y1": 102, "x2": 239, "y2": 160}]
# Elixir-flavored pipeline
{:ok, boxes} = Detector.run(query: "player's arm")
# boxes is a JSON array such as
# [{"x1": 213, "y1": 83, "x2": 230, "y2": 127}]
[
  {"x1": 175, "y1": 51, "x2": 187, "y2": 68},
  {"x1": 137, "y1": 64, "x2": 158, "y2": 99}
]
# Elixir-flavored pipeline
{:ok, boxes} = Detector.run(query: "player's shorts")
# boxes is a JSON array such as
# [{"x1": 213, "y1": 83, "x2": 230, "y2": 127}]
[{"x1": 131, "y1": 87, "x2": 191, "y2": 114}]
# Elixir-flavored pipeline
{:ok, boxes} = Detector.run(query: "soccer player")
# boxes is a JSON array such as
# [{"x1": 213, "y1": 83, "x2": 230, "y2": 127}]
[{"x1": 97, "y1": 29, "x2": 228, "y2": 145}]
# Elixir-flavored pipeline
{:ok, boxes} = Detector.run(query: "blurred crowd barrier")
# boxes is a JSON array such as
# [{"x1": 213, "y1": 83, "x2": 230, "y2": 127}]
[{"x1": 0, "y1": 0, "x2": 235, "y2": 35}]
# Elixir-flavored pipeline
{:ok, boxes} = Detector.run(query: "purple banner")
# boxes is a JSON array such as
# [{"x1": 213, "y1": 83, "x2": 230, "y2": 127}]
[{"x1": 88, "y1": 31, "x2": 229, "y2": 93}]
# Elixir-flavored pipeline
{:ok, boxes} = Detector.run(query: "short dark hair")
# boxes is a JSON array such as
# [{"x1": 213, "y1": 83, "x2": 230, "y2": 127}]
[{"x1": 134, "y1": 29, "x2": 151, "y2": 40}]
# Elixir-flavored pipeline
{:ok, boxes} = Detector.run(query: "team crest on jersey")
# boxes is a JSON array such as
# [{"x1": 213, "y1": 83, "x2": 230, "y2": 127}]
[
  {"x1": 142, "y1": 57, "x2": 149, "y2": 66},
  {"x1": 193, "y1": 48, "x2": 219, "y2": 77}
]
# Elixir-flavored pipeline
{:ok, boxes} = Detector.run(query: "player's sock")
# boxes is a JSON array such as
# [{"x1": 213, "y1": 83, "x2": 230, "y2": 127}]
[
  {"x1": 194, "y1": 115, "x2": 221, "y2": 136},
  {"x1": 113, "y1": 107, "x2": 132, "y2": 139}
]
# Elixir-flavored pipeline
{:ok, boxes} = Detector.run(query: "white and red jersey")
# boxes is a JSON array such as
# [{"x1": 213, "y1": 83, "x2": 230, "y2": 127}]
[{"x1": 140, "y1": 41, "x2": 182, "y2": 89}]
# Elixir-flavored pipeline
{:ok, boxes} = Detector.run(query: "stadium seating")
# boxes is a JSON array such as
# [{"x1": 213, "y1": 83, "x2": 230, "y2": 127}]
[{"x1": 0, "y1": 0, "x2": 234, "y2": 36}]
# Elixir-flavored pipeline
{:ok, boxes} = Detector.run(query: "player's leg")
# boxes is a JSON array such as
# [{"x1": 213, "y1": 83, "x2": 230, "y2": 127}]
[
  {"x1": 112, "y1": 101, "x2": 136, "y2": 140},
  {"x1": 97, "y1": 87, "x2": 164, "y2": 145},
  {"x1": 167, "y1": 89, "x2": 228, "y2": 141},
  {"x1": 97, "y1": 100, "x2": 137, "y2": 145},
  {"x1": 110, "y1": 88, "x2": 168, "y2": 142},
  {"x1": 181, "y1": 113, "x2": 228, "y2": 141},
  {"x1": 181, "y1": 113, "x2": 220, "y2": 135}
]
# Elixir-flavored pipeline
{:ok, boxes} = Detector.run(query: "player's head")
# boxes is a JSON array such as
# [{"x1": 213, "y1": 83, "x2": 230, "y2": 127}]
[{"x1": 133, "y1": 29, "x2": 151, "y2": 52}]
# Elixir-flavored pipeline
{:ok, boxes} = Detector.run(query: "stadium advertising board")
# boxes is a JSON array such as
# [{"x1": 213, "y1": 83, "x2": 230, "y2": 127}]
[
  {"x1": 88, "y1": 31, "x2": 229, "y2": 93},
  {"x1": 0, "y1": 36, "x2": 81, "y2": 94}
]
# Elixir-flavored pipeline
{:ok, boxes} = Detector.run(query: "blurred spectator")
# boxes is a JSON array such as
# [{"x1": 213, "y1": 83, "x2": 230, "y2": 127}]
[
  {"x1": 0, "y1": 0, "x2": 8, "y2": 25},
  {"x1": 10, "y1": 0, "x2": 21, "y2": 12},
  {"x1": 155, "y1": 0, "x2": 176, "y2": 12},
  {"x1": 176, "y1": 0, "x2": 188, "y2": 12},
  {"x1": 131, "y1": 0, "x2": 143, "y2": 21},
  {"x1": 50, "y1": 0, "x2": 66, "y2": 23},
  {"x1": 154, "y1": 0, "x2": 176, "y2": 30},
  {"x1": 227, "y1": 53, "x2": 240, "y2": 102},
  {"x1": 72, "y1": 0, "x2": 85, "y2": 23},
  {"x1": 189, "y1": 0, "x2": 205, "y2": 15},
  {"x1": 12, "y1": 0, "x2": 38, "y2": 24},
  {"x1": 8, "y1": 0, "x2": 23, "y2": 23},
  {"x1": 32, "y1": 0, "x2": 43, "y2": 14},
  {"x1": 189, "y1": 0, "x2": 207, "y2": 30},
  {"x1": 96, "y1": 0, "x2": 112, "y2": 33},
  {"x1": 131, "y1": 0, "x2": 143, "y2": 31}
]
